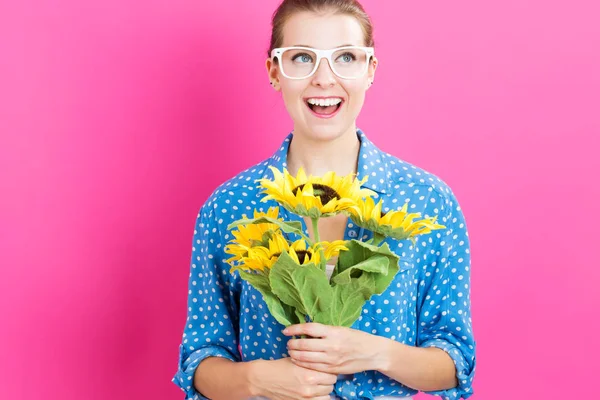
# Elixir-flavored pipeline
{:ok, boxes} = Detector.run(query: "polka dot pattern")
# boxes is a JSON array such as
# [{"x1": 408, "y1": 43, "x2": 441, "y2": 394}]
[{"x1": 172, "y1": 129, "x2": 476, "y2": 400}]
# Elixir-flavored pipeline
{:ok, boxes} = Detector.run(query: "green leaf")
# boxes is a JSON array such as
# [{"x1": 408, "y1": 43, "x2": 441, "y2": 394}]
[
  {"x1": 328, "y1": 276, "x2": 375, "y2": 327},
  {"x1": 325, "y1": 240, "x2": 403, "y2": 327},
  {"x1": 269, "y1": 251, "x2": 333, "y2": 321},
  {"x1": 238, "y1": 269, "x2": 298, "y2": 327},
  {"x1": 335, "y1": 239, "x2": 400, "y2": 275},
  {"x1": 331, "y1": 255, "x2": 389, "y2": 285}
]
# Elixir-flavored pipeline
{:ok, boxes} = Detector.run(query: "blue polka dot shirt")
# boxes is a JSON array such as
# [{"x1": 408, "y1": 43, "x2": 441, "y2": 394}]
[{"x1": 172, "y1": 128, "x2": 476, "y2": 400}]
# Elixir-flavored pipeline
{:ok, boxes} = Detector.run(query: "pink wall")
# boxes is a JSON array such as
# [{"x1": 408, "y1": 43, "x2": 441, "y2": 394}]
[{"x1": 1, "y1": 1, "x2": 598, "y2": 399}]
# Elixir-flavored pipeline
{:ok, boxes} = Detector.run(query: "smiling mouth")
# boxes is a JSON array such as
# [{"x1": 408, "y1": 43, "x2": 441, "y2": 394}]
[{"x1": 305, "y1": 100, "x2": 344, "y2": 116}]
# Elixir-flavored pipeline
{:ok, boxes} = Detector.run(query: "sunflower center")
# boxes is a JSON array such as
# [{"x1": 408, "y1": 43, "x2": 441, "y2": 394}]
[
  {"x1": 295, "y1": 249, "x2": 312, "y2": 264},
  {"x1": 293, "y1": 183, "x2": 341, "y2": 204}
]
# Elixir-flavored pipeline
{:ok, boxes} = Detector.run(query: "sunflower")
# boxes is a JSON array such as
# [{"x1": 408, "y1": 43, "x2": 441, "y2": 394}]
[
  {"x1": 257, "y1": 166, "x2": 375, "y2": 219},
  {"x1": 227, "y1": 231, "x2": 286, "y2": 272},
  {"x1": 229, "y1": 231, "x2": 348, "y2": 273},
  {"x1": 230, "y1": 232, "x2": 310, "y2": 272},
  {"x1": 290, "y1": 239, "x2": 349, "y2": 266},
  {"x1": 318, "y1": 240, "x2": 348, "y2": 260},
  {"x1": 224, "y1": 206, "x2": 282, "y2": 264},
  {"x1": 348, "y1": 197, "x2": 446, "y2": 243},
  {"x1": 286, "y1": 237, "x2": 322, "y2": 266}
]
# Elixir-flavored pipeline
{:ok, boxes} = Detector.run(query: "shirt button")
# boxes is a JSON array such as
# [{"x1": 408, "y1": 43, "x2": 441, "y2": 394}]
[{"x1": 348, "y1": 230, "x2": 357, "y2": 238}]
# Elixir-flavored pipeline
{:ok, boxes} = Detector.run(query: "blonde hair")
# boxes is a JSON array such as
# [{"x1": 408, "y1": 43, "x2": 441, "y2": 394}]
[{"x1": 267, "y1": 0, "x2": 375, "y2": 58}]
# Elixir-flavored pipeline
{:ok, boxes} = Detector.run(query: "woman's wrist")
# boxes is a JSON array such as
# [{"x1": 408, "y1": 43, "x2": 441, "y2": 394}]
[
  {"x1": 244, "y1": 359, "x2": 265, "y2": 398},
  {"x1": 194, "y1": 357, "x2": 261, "y2": 400},
  {"x1": 369, "y1": 334, "x2": 395, "y2": 373}
]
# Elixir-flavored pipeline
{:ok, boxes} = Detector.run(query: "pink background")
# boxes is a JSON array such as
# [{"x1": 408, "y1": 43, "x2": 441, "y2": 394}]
[{"x1": 1, "y1": 0, "x2": 598, "y2": 399}]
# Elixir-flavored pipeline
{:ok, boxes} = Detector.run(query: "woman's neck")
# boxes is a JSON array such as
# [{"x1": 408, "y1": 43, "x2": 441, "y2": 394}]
[{"x1": 286, "y1": 127, "x2": 361, "y2": 178}]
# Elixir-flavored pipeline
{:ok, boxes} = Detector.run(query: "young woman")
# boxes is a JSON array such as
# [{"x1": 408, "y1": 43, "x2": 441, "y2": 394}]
[{"x1": 172, "y1": 1, "x2": 476, "y2": 399}]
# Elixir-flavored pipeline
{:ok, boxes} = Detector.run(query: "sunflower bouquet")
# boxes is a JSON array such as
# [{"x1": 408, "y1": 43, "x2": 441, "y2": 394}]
[{"x1": 224, "y1": 166, "x2": 445, "y2": 329}]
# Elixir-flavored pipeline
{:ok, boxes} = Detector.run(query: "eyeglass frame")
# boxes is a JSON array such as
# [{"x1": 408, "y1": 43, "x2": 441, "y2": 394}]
[{"x1": 270, "y1": 46, "x2": 375, "y2": 80}]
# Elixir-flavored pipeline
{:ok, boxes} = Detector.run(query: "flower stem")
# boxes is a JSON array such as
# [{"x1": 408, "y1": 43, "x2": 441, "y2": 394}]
[
  {"x1": 311, "y1": 218, "x2": 320, "y2": 242},
  {"x1": 311, "y1": 217, "x2": 326, "y2": 271}
]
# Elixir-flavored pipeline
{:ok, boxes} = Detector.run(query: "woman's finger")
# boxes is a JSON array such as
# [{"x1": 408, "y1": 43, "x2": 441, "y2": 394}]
[
  {"x1": 315, "y1": 384, "x2": 335, "y2": 396},
  {"x1": 283, "y1": 322, "x2": 330, "y2": 338},
  {"x1": 287, "y1": 338, "x2": 330, "y2": 352},
  {"x1": 291, "y1": 358, "x2": 335, "y2": 373},
  {"x1": 288, "y1": 349, "x2": 329, "y2": 363}
]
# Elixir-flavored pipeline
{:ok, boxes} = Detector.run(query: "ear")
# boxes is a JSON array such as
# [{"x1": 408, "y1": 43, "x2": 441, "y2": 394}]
[
  {"x1": 366, "y1": 56, "x2": 378, "y2": 89},
  {"x1": 265, "y1": 58, "x2": 281, "y2": 91}
]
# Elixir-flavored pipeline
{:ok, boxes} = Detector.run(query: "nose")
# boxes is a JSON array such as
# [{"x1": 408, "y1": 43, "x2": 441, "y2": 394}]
[{"x1": 311, "y1": 58, "x2": 337, "y2": 87}]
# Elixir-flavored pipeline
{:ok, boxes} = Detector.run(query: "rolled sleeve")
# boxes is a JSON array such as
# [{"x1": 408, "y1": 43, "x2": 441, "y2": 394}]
[
  {"x1": 417, "y1": 188, "x2": 476, "y2": 399},
  {"x1": 172, "y1": 202, "x2": 241, "y2": 399},
  {"x1": 419, "y1": 337, "x2": 475, "y2": 399},
  {"x1": 172, "y1": 344, "x2": 239, "y2": 400}
]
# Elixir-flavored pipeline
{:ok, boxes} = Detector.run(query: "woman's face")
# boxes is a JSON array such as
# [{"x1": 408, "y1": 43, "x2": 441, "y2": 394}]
[{"x1": 266, "y1": 11, "x2": 378, "y2": 141}]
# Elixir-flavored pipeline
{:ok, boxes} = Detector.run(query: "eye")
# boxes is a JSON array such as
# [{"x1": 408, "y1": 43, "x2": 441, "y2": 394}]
[
  {"x1": 292, "y1": 53, "x2": 314, "y2": 63},
  {"x1": 336, "y1": 52, "x2": 356, "y2": 63}
]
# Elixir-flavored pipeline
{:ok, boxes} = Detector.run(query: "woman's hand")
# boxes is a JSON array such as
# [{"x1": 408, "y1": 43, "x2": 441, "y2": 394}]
[
  {"x1": 248, "y1": 357, "x2": 337, "y2": 400},
  {"x1": 283, "y1": 323, "x2": 390, "y2": 375}
]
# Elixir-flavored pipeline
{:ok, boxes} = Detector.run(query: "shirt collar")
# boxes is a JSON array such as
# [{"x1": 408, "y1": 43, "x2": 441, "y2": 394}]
[{"x1": 259, "y1": 128, "x2": 390, "y2": 195}]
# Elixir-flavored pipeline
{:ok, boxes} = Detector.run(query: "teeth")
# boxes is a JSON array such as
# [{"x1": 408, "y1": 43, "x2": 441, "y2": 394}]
[{"x1": 307, "y1": 98, "x2": 343, "y2": 107}]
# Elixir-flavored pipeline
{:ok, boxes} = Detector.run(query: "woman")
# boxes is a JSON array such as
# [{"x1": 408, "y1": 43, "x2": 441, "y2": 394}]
[{"x1": 173, "y1": 1, "x2": 476, "y2": 399}]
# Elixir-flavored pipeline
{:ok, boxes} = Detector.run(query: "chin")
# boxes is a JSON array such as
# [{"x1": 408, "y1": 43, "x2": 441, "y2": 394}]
[{"x1": 300, "y1": 125, "x2": 352, "y2": 142}]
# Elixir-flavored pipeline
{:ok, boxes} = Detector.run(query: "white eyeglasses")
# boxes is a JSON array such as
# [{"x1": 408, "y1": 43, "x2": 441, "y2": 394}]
[{"x1": 270, "y1": 46, "x2": 375, "y2": 80}]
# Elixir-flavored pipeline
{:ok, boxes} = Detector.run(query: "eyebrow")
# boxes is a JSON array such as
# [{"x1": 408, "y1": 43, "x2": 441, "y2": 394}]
[{"x1": 292, "y1": 44, "x2": 357, "y2": 48}]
